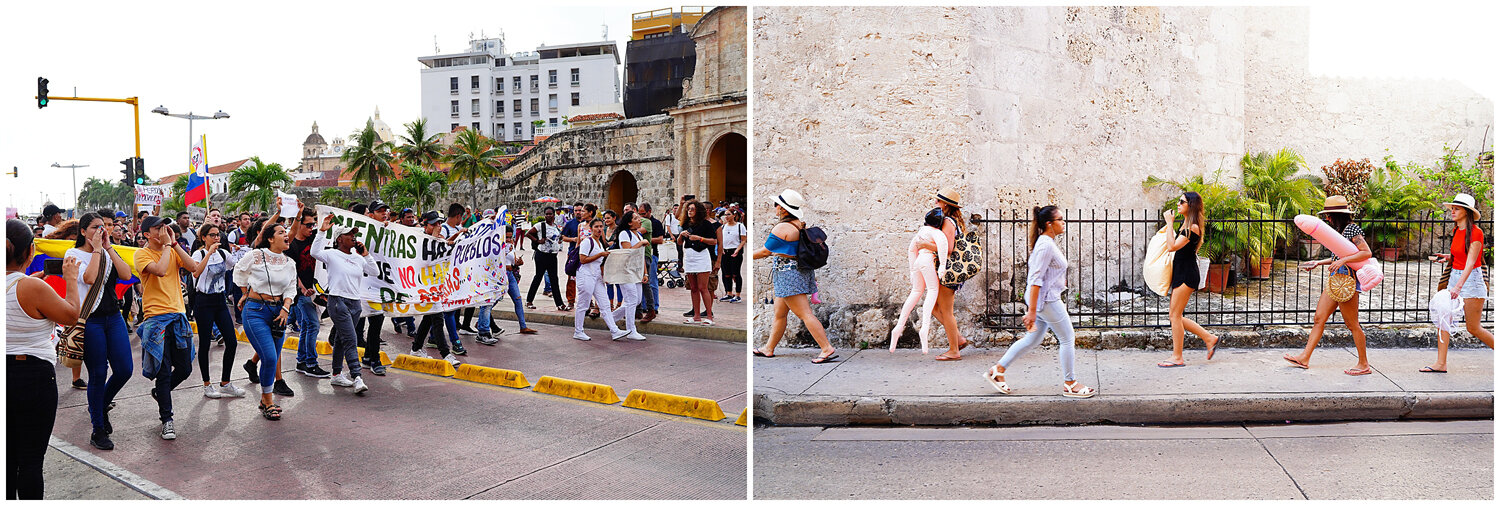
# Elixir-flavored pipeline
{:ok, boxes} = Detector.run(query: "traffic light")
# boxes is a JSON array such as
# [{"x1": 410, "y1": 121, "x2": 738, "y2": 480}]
[
  {"x1": 36, "y1": 77, "x2": 49, "y2": 108},
  {"x1": 6, "y1": 167, "x2": 15, "y2": 178},
  {"x1": 133, "y1": 157, "x2": 146, "y2": 185},
  {"x1": 121, "y1": 158, "x2": 134, "y2": 186}
]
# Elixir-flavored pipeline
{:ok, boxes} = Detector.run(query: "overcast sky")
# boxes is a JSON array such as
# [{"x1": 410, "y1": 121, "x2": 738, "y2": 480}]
[{"x1": 3, "y1": 2, "x2": 1495, "y2": 213}]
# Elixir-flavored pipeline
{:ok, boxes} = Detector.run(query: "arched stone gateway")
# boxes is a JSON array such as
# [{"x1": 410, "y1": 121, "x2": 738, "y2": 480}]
[
  {"x1": 607, "y1": 170, "x2": 639, "y2": 214},
  {"x1": 706, "y1": 132, "x2": 746, "y2": 206}
]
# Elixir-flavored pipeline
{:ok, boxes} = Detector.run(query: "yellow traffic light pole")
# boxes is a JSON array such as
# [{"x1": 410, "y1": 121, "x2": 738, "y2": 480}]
[{"x1": 37, "y1": 95, "x2": 141, "y2": 158}]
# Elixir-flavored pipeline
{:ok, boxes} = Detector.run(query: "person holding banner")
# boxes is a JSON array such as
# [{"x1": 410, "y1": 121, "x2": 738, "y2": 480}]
[
  {"x1": 189, "y1": 223, "x2": 246, "y2": 401},
  {"x1": 67, "y1": 211, "x2": 136, "y2": 451},
  {"x1": 441, "y1": 204, "x2": 471, "y2": 355},
  {"x1": 313, "y1": 216, "x2": 375, "y2": 395},
  {"x1": 411, "y1": 212, "x2": 461, "y2": 367},
  {"x1": 353, "y1": 201, "x2": 392, "y2": 372},
  {"x1": 608, "y1": 211, "x2": 648, "y2": 341},
  {"x1": 574, "y1": 218, "x2": 627, "y2": 341},
  {"x1": 390, "y1": 208, "x2": 419, "y2": 339},
  {"x1": 234, "y1": 223, "x2": 298, "y2": 420},
  {"x1": 133, "y1": 216, "x2": 203, "y2": 439}
]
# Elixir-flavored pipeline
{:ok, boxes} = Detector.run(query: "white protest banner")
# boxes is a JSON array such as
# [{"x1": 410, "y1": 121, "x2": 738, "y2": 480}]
[
  {"x1": 311, "y1": 205, "x2": 508, "y2": 316},
  {"x1": 134, "y1": 186, "x2": 164, "y2": 205}
]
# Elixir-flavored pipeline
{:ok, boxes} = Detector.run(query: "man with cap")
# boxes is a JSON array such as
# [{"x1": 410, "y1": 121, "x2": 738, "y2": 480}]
[
  {"x1": 352, "y1": 200, "x2": 393, "y2": 374},
  {"x1": 132, "y1": 215, "x2": 203, "y2": 440},
  {"x1": 409, "y1": 211, "x2": 461, "y2": 367},
  {"x1": 40, "y1": 204, "x2": 66, "y2": 237},
  {"x1": 438, "y1": 203, "x2": 470, "y2": 355},
  {"x1": 389, "y1": 208, "x2": 419, "y2": 339},
  {"x1": 313, "y1": 214, "x2": 375, "y2": 394}
]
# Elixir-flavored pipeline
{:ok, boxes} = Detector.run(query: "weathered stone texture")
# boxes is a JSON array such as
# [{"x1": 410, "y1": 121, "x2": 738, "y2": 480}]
[{"x1": 752, "y1": 6, "x2": 1492, "y2": 347}]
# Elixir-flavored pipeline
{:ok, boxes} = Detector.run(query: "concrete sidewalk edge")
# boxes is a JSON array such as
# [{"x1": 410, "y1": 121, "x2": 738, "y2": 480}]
[
  {"x1": 48, "y1": 436, "x2": 183, "y2": 500},
  {"x1": 494, "y1": 309, "x2": 746, "y2": 343},
  {"x1": 752, "y1": 391, "x2": 1495, "y2": 426}
]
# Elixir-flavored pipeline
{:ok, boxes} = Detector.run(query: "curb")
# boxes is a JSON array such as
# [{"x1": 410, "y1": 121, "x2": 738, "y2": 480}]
[
  {"x1": 752, "y1": 390, "x2": 1495, "y2": 426},
  {"x1": 493, "y1": 309, "x2": 745, "y2": 343},
  {"x1": 390, "y1": 354, "x2": 457, "y2": 377},
  {"x1": 455, "y1": 364, "x2": 531, "y2": 388}
]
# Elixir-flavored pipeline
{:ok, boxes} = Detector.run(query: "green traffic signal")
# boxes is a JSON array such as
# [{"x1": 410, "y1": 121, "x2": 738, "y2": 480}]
[
  {"x1": 133, "y1": 157, "x2": 146, "y2": 185},
  {"x1": 37, "y1": 77, "x2": 49, "y2": 109}
]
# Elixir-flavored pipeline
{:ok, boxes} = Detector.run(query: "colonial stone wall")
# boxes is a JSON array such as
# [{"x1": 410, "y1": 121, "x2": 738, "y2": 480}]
[
  {"x1": 751, "y1": 5, "x2": 1493, "y2": 348},
  {"x1": 447, "y1": 115, "x2": 679, "y2": 214},
  {"x1": 1243, "y1": 7, "x2": 1494, "y2": 172},
  {"x1": 672, "y1": 6, "x2": 749, "y2": 205}
]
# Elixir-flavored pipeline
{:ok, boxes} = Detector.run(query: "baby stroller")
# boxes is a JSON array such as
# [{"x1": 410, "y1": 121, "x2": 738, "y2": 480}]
[{"x1": 658, "y1": 260, "x2": 684, "y2": 289}]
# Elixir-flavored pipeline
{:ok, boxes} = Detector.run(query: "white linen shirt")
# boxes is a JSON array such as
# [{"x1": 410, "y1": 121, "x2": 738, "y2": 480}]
[
  {"x1": 1027, "y1": 235, "x2": 1069, "y2": 303},
  {"x1": 311, "y1": 247, "x2": 378, "y2": 300}
]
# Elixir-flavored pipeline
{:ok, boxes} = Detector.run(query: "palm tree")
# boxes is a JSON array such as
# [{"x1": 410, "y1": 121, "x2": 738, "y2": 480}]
[
  {"x1": 225, "y1": 156, "x2": 293, "y2": 212},
  {"x1": 162, "y1": 177, "x2": 189, "y2": 214},
  {"x1": 342, "y1": 119, "x2": 396, "y2": 195},
  {"x1": 381, "y1": 162, "x2": 448, "y2": 211},
  {"x1": 1241, "y1": 148, "x2": 1324, "y2": 216},
  {"x1": 394, "y1": 118, "x2": 445, "y2": 172},
  {"x1": 76, "y1": 177, "x2": 133, "y2": 211},
  {"x1": 444, "y1": 128, "x2": 503, "y2": 211}
]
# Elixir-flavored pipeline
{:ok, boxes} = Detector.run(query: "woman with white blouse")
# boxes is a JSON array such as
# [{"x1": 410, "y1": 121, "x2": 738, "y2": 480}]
[
  {"x1": 233, "y1": 223, "x2": 298, "y2": 420},
  {"x1": 983, "y1": 206, "x2": 1095, "y2": 398},
  {"x1": 573, "y1": 219, "x2": 626, "y2": 341}
]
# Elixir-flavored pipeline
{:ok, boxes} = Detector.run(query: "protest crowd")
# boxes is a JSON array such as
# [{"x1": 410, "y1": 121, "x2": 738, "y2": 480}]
[{"x1": 5, "y1": 194, "x2": 744, "y2": 498}]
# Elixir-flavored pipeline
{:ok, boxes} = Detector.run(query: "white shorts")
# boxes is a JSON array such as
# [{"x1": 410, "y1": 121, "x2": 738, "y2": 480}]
[
  {"x1": 683, "y1": 248, "x2": 712, "y2": 274},
  {"x1": 1455, "y1": 269, "x2": 1489, "y2": 299}
]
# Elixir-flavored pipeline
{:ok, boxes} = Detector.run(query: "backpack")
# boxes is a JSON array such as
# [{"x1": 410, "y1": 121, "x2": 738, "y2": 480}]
[{"x1": 796, "y1": 223, "x2": 829, "y2": 269}]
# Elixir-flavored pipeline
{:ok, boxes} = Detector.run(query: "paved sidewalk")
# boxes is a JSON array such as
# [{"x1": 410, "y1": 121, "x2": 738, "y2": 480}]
[{"x1": 753, "y1": 347, "x2": 1493, "y2": 425}]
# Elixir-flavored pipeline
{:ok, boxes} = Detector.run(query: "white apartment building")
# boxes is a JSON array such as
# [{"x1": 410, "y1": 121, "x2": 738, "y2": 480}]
[{"x1": 419, "y1": 37, "x2": 621, "y2": 142}]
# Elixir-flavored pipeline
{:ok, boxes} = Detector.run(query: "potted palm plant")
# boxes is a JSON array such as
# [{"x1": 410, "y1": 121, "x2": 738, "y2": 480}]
[
  {"x1": 1362, "y1": 156, "x2": 1440, "y2": 260},
  {"x1": 1240, "y1": 148, "x2": 1324, "y2": 267}
]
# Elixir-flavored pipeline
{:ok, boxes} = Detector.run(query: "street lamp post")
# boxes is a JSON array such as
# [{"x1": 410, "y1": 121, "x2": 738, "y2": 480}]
[
  {"x1": 51, "y1": 162, "x2": 90, "y2": 211},
  {"x1": 151, "y1": 106, "x2": 229, "y2": 203}
]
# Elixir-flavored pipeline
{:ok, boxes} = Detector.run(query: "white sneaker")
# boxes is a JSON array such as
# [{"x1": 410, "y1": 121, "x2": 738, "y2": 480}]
[
  {"x1": 572, "y1": 332, "x2": 591, "y2": 341},
  {"x1": 352, "y1": 376, "x2": 368, "y2": 394},
  {"x1": 624, "y1": 331, "x2": 647, "y2": 341},
  {"x1": 203, "y1": 384, "x2": 225, "y2": 399},
  {"x1": 216, "y1": 382, "x2": 246, "y2": 398},
  {"x1": 409, "y1": 349, "x2": 432, "y2": 359},
  {"x1": 443, "y1": 354, "x2": 461, "y2": 367},
  {"x1": 330, "y1": 372, "x2": 354, "y2": 387},
  {"x1": 610, "y1": 330, "x2": 631, "y2": 341}
]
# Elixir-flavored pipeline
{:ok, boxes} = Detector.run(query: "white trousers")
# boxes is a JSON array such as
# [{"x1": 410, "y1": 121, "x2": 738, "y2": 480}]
[{"x1": 575, "y1": 273, "x2": 622, "y2": 335}]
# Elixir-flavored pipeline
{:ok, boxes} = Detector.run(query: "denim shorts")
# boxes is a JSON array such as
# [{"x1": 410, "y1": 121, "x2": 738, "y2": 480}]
[{"x1": 1455, "y1": 268, "x2": 1489, "y2": 299}]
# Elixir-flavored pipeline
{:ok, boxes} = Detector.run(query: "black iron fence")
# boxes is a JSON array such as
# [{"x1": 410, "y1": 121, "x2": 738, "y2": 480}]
[{"x1": 975, "y1": 210, "x2": 1493, "y2": 330}]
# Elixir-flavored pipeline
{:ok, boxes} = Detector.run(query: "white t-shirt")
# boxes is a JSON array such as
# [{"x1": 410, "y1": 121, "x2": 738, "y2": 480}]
[
  {"x1": 577, "y1": 237, "x2": 607, "y2": 279},
  {"x1": 531, "y1": 221, "x2": 563, "y2": 254},
  {"x1": 616, "y1": 230, "x2": 644, "y2": 249},
  {"x1": 190, "y1": 248, "x2": 231, "y2": 294},
  {"x1": 721, "y1": 223, "x2": 746, "y2": 251},
  {"x1": 65, "y1": 247, "x2": 111, "y2": 315},
  {"x1": 311, "y1": 247, "x2": 378, "y2": 300},
  {"x1": 42, "y1": 224, "x2": 57, "y2": 237}
]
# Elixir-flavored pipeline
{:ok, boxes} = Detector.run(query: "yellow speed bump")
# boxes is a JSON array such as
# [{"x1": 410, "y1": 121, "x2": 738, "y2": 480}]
[
  {"x1": 236, "y1": 329, "x2": 247, "y2": 343},
  {"x1": 735, "y1": 408, "x2": 747, "y2": 426},
  {"x1": 316, "y1": 340, "x2": 333, "y2": 355},
  {"x1": 282, "y1": 335, "x2": 300, "y2": 350},
  {"x1": 391, "y1": 354, "x2": 456, "y2": 377},
  {"x1": 533, "y1": 376, "x2": 620, "y2": 404},
  {"x1": 455, "y1": 364, "x2": 531, "y2": 389},
  {"x1": 355, "y1": 348, "x2": 393, "y2": 366},
  {"x1": 622, "y1": 389, "x2": 727, "y2": 421}
]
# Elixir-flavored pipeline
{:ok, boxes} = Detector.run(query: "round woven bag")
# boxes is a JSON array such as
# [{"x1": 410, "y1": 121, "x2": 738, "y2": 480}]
[{"x1": 1326, "y1": 272, "x2": 1356, "y2": 303}]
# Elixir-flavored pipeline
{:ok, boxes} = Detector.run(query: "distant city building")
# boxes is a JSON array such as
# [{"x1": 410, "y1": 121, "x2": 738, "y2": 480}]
[
  {"x1": 625, "y1": 7, "x2": 706, "y2": 118},
  {"x1": 419, "y1": 34, "x2": 621, "y2": 142}
]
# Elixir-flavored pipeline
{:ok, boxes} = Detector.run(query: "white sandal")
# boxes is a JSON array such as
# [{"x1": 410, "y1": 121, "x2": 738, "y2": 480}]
[
  {"x1": 1062, "y1": 382, "x2": 1096, "y2": 398},
  {"x1": 982, "y1": 365, "x2": 1010, "y2": 394}
]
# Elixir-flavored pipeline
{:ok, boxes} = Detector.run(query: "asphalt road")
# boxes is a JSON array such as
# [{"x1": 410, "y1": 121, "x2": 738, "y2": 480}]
[
  {"x1": 45, "y1": 316, "x2": 748, "y2": 500},
  {"x1": 753, "y1": 419, "x2": 1493, "y2": 500}
]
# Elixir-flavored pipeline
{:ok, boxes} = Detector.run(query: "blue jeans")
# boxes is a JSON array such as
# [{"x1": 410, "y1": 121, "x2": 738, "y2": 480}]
[
  {"x1": 505, "y1": 270, "x2": 527, "y2": 330},
  {"x1": 442, "y1": 311, "x2": 462, "y2": 347},
  {"x1": 242, "y1": 300, "x2": 287, "y2": 394},
  {"x1": 642, "y1": 255, "x2": 660, "y2": 311},
  {"x1": 291, "y1": 294, "x2": 320, "y2": 367},
  {"x1": 84, "y1": 313, "x2": 132, "y2": 431},
  {"x1": 476, "y1": 305, "x2": 492, "y2": 334}
]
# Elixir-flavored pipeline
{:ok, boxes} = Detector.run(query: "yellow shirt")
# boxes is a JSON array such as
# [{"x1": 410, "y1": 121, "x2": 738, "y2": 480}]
[{"x1": 134, "y1": 246, "x2": 185, "y2": 318}]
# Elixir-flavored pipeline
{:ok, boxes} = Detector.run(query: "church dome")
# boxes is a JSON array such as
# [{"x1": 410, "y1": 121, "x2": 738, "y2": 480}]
[{"x1": 304, "y1": 121, "x2": 327, "y2": 146}]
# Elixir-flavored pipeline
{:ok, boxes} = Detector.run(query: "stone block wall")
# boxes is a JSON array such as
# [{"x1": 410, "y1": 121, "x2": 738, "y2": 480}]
[{"x1": 446, "y1": 115, "x2": 679, "y2": 216}]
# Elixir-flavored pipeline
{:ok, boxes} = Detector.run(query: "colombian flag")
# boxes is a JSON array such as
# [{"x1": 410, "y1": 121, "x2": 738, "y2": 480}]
[
  {"x1": 25, "y1": 238, "x2": 140, "y2": 299},
  {"x1": 184, "y1": 135, "x2": 209, "y2": 206}
]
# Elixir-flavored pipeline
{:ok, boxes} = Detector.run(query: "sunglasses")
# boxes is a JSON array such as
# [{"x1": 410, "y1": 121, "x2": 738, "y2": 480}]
[{"x1": 206, "y1": 232, "x2": 221, "y2": 237}]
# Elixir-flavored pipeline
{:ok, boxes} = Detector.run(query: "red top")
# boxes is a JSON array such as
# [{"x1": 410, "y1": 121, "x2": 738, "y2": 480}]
[{"x1": 1451, "y1": 226, "x2": 1484, "y2": 270}]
